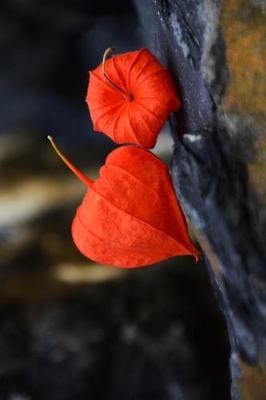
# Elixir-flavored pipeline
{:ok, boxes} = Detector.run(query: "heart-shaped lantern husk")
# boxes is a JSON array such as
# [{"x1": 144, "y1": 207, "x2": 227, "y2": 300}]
[
  {"x1": 48, "y1": 137, "x2": 200, "y2": 268},
  {"x1": 87, "y1": 48, "x2": 181, "y2": 149}
]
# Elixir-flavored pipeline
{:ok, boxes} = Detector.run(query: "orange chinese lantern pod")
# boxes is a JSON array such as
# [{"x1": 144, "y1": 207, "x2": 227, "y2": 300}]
[
  {"x1": 48, "y1": 137, "x2": 200, "y2": 268},
  {"x1": 87, "y1": 48, "x2": 181, "y2": 149}
]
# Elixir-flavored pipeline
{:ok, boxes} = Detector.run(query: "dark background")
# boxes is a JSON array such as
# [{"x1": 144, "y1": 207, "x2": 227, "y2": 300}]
[{"x1": 0, "y1": 1, "x2": 265, "y2": 399}]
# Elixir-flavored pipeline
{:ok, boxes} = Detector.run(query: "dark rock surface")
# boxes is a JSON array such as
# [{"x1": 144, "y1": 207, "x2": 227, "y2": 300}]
[{"x1": 134, "y1": 0, "x2": 266, "y2": 399}]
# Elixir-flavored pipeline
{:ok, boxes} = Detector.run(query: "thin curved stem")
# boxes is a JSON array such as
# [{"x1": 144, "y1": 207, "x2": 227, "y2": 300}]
[
  {"x1": 102, "y1": 47, "x2": 133, "y2": 101},
  {"x1": 47, "y1": 136, "x2": 93, "y2": 188}
]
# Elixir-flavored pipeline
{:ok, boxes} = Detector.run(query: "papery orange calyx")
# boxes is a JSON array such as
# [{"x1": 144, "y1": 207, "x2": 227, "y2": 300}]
[
  {"x1": 48, "y1": 138, "x2": 200, "y2": 268},
  {"x1": 71, "y1": 146, "x2": 200, "y2": 268},
  {"x1": 87, "y1": 48, "x2": 181, "y2": 149}
]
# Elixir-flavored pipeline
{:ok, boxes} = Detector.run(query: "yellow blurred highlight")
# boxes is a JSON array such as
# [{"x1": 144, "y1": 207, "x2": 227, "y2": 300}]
[{"x1": 54, "y1": 262, "x2": 126, "y2": 284}]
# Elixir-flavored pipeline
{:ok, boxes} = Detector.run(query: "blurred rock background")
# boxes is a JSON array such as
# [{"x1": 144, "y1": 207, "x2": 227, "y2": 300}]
[
  {"x1": 222, "y1": 0, "x2": 266, "y2": 202},
  {"x1": 0, "y1": 0, "x2": 265, "y2": 399}
]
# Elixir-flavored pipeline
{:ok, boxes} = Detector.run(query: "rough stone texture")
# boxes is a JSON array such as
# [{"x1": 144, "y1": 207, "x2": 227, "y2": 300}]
[{"x1": 134, "y1": 0, "x2": 266, "y2": 399}]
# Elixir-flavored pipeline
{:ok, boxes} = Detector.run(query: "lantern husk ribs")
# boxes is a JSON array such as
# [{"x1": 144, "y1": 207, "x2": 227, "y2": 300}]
[
  {"x1": 87, "y1": 48, "x2": 180, "y2": 149},
  {"x1": 72, "y1": 146, "x2": 200, "y2": 268}
]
